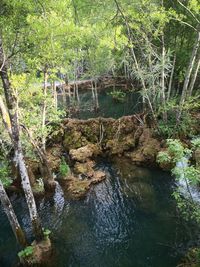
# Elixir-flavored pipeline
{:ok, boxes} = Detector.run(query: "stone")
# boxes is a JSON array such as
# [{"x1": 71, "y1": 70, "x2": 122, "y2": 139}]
[{"x1": 69, "y1": 144, "x2": 100, "y2": 162}]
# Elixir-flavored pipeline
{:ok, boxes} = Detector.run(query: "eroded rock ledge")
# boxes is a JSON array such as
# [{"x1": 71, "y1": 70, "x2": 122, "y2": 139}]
[
  {"x1": 52, "y1": 115, "x2": 161, "y2": 166},
  {"x1": 42, "y1": 115, "x2": 162, "y2": 198}
]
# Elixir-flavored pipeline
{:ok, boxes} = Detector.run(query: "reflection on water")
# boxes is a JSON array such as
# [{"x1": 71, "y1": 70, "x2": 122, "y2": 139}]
[
  {"x1": 0, "y1": 160, "x2": 198, "y2": 267},
  {"x1": 58, "y1": 88, "x2": 142, "y2": 119}
]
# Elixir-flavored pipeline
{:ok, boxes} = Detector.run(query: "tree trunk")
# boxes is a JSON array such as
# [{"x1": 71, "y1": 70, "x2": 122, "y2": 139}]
[
  {"x1": 91, "y1": 81, "x2": 95, "y2": 109},
  {"x1": 0, "y1": 179, "x2": 27, "y2": 247},
  {"x1": 188, "y1": 51, "x2": 200, "y2": 97},
  {"x1": 94, "y1": 80, "x2": 99, "y2": 111},
  {"x1": 167, "y1": 53, "x2": 176, "y2": 101},
  {"x1": 53, "y1": 80, "x2": 57, "y2": 110},
  {"x1": 161, "y1": 33, "x2": 167, "y2": 122},
  {"x1": 113, "y1": 0, "x2": 157, "y2": 123},
  {"x1": 0, "y1": 35, "x2": 44, "y2": 242},
  {"x1": 177, "y1": 26, "x2": 200, "y2": 121},
  {"x1": 21, "y1": 124, "x2": 55, "y2": 191},
  {"x1": 0, "y1": 95, "x2": 12, "y2": 139},
  {"x1": 42, "y1": 69, "x2": 48, "y2": 151}
]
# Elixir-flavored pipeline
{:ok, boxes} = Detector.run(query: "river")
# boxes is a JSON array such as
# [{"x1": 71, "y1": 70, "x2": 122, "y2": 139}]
[{"x1": 0, "y1": 159, "x2": 198, "y2": 267}]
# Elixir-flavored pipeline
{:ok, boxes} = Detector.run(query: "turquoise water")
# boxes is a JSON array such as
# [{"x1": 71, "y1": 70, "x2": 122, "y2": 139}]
[
  {"x1": 0, "y1": 160, "x2": 197, "y2": 267},
  {"x1": 58, "y1": 89, "x2": 142, "y2": 119}
]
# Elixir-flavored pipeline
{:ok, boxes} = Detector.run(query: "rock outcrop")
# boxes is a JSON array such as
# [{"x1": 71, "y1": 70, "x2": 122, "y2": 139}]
[{"x1": 51, "y1": 115, "x2": 162, "y2": 167}]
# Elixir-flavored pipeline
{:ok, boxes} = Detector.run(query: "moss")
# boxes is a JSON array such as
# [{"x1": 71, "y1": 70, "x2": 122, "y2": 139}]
[
  {"x1": 63, "y1": 131, "x2": 83, "y2": 149},
  {"x1": 178, "y1": 248, "x2": 200, "y2": 267},
  {"x1": 19, "y1": 239, "x2": 52, "y2": 266},
  {"x1": 32, "y1": 180, "x2": 45, "y2": 195}
]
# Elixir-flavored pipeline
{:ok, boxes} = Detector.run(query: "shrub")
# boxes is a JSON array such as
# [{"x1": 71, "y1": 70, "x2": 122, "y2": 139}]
[{"x1": 59, "y1": 157, "x2": 70, "y2": 177}]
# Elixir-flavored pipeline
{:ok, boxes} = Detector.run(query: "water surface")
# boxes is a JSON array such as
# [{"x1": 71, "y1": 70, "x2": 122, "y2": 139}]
[
  {"x1": 0, "y1": 160, "x2": 197, "y2": 267},
  {"x1": 58, "y1": 88, "x2": 142, "y2": 119}
]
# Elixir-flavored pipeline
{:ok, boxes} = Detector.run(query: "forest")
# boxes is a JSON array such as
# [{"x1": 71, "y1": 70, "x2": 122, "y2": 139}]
[{"x1": 0, "y1": 0, "x2": 200, "y2": 266}]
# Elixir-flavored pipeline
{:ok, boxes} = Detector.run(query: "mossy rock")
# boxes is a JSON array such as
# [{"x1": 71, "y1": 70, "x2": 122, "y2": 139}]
[
  {"x1": 63, "y1": 131, "x2": 88, "y2": 150},
  {"x1": 177, "y1": 248, "x2": 200, "y2": 267}
]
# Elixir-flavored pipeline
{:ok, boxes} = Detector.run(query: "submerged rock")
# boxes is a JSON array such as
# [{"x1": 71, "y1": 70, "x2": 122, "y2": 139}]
[
  {"x1": 61, "y1": 169, "x2": 106, "y2": 199},
  {"x1": 19, "y1": 238, "x2": 52, "y2": 266}
]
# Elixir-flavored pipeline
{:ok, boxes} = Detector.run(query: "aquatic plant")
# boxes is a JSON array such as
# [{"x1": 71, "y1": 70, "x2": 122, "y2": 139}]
[{"x1": 108, "y1": 90, "x2": 126, "y2": 102}]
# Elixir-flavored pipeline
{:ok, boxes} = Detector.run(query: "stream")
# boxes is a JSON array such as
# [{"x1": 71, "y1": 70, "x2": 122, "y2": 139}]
[{"x1": 0, "y1": 159, "x2": 198, "y2": 267}]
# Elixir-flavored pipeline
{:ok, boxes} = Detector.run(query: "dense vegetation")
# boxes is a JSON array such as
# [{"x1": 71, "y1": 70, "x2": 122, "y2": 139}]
[{"x1": 0, "y1": 0, "x2": 200, "y2": 266}]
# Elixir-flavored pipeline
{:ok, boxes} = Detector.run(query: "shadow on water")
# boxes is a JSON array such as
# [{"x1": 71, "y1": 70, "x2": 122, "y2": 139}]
[{"x1": 0, "y1": 160, "x2": 199, "y2": 267}]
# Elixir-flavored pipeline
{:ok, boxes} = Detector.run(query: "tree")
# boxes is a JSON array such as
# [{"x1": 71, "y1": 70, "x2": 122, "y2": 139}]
[
  {"x1": 0, "y1": 35, "x2": 44, "y2": 242},
  {"x1": 0, "y1": 159, "x2": 27, "y2": 248}
]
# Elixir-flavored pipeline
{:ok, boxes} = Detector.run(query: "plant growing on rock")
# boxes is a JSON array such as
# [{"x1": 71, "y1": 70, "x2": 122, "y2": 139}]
[{"x1": 59, "y1": 157, "x2": 70, "y2": 178}]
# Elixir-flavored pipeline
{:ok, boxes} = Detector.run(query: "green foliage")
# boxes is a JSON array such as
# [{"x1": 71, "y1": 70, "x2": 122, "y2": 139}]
[
  {"x1": 157, "y1": 139, "x2": 200, "y2": 223},
  {"x1": 18, "y1": 246, "x2": 34, "y2": 259},
  {"x1": 157, "y1": 139, "x2": 190, "y2": 163},
  {"x1": 157, "y1": 98, "x2": 198, "y2": 138},
  {"x1": 108, "y1": 90, "x2": 126, "y2": 102},
  {"x1": 59, "y1": 158, "x2": 70, "y2": 177},
  {"x1": 43, "y1": 228, "x2": 51, "y2": 239},
  {"x1": 191, "y1": 138, "x2": 200, "y2": 149},
  {"x1": 0, "y1": 158, "x2": 12, "y2": 187}
]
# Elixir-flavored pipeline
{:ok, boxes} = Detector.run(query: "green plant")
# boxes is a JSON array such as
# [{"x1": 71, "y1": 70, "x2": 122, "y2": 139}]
[
  {"x1": 108, "y1": 90, "x2": 126, "y2": 102},
  {"x1": 157, "y1": 139, "x2": 200, "y2": 223},
  {"x1": 43, "y1": 228, "x2": 51, "y2": 239},
  {"x1": 59, "y1": 158, "x2": 70, "y2": 177},
  {"x1": 157, "y1": 111, "x2": 196, "y2": 138},
  {"x1": 0, "y1": 158, "x2": 12, "y2": 187},
  {"x1": 18, "y1": 246, "x2": 34, "y2": 259},
  {"x1": 191, "y1": 138, "x2": 200, "y2": 149}
]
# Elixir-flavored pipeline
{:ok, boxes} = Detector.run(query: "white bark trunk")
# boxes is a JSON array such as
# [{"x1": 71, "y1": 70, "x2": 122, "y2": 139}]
[
  {"x1": 167, "y1": 53, "x2": 176, "y2": 101},
  {"x1": 180, "y1": 29, "x2": 200, "y2": 105},
  {"x1": 0, "y1": 179, "x2": 27, "y2": 247},
  {"x1": 42, "y1": 70, "x2": 48, "y2": 151},
  {"x1": 188, "y1": 52, "x2": 200, "y2": 96}
]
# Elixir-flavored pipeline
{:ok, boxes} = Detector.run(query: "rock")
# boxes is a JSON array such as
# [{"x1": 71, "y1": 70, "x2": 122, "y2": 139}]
[
  {"x1": 106, "y1": 134, "x2": 136, "y2": 155},
  {"x1": 74, "y1": 160, "x2": 95, "y2": 177},
  {"x1": 61, "y1": 169, "x2": 106, "y2": 199},
  {"x1": 177, "y1": 248, "x2": 200, "y2": 267},
  {"x1": 126, "y1": 128, "x2": 161, "y2": 167},
  {"x1": 69, "y1": 144, "x2": 101, "y2": 162},
  {"x1": 67, "y1": 178, "x2": 91, "y2": 198},
  {"x1": 19, "y1": 238, "x2": 52, "y2": 266},
  {"x1": 91, "y1": 170, "x2": 106, "y2": 183},
  {"x1": 46, "y1": 145, "x2": 62, "y2": 172}
]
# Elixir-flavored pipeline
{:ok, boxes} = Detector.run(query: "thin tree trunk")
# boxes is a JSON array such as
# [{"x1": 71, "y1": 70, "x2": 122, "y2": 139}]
[
  {"x1": 0, "y1": 180, "x2": 27, "y2": 247},
  {"x1": 167, "y1": 53, "x2": 176, "y2": 101},
  {"x1": 177, "y1": 26, "x2": 200, "y2": 121},
  {"x1": 94, "y1": 80, "x2": 99, "y2": 111},
  {"x1": 0, "y1": 95, "x2": 12, "y2": 139},
  {"x1": 53, "y1": 81, "x2": 57, "y2": 110},
  {"x1": 0, "y1": 35, "x2": 44, "y2": 242},
  {"x1": 62, "y1": 85, "x2": 67, "y2": 107},
  {"x1": 188, "y1": 51, "x2": 200, "y2": 97},
  {"x1": 91, "y1": 81, "x2": 95, "y2": 108},
  {"x1": 42, "y1": 68, "x2": 48, "y2": 151},
  {"x1": 161, "y1": 32, "x2": 167, "y2": 121},
  {"x1": 75, "y1": 83, "x2": 80, "y2": 103},
  {"x1": 21, "y1": 124, "x2": 55, "y2": 190}
]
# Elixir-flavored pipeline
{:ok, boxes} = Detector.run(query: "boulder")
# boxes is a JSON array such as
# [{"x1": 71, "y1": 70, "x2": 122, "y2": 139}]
[{"x1": 69, "y1": 144, "x2": 101, "y2": 162}]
